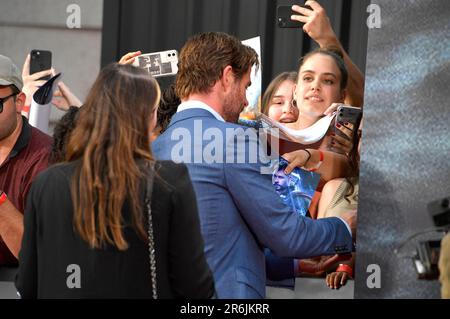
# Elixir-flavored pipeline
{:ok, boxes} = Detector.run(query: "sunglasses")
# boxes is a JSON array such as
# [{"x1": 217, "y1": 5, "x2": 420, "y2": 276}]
[{"x1": 0, "y1": 92, "x2": 17, "y2": 113}]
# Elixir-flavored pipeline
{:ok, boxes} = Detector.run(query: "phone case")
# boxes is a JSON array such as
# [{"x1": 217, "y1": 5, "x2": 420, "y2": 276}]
[
  {"x1": 276, "y1": 5, "x2": 312, "y2": 28},
  {"x1": 276, "y1": 6, "x2": 302, "y2": 28},
  {"x1": 336, "y1": 105, "x2": 362, "y2": 125},
  {"x1": 132, "y1": 50, "x2": 178, "y2": 78},
  {"x1": 333, "y1": 105, "x2": 362, "y2": 143},
  {"x1": 30, "y1": 50, "x2": 52, "y2": 80}
]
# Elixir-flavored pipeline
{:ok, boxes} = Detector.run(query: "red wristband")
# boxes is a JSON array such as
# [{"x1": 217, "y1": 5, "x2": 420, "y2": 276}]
[
  {"x1": 0, "y1": 191, "x2": 7, "y2": 206},
  {"x1": 336, "y1": 263, "x2": 353, "y2": 278}
]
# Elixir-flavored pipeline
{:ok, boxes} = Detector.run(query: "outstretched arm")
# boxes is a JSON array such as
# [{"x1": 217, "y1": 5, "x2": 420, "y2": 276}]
[{"x1": 292, "y1": 1, "x2": 365, "y2": 107}]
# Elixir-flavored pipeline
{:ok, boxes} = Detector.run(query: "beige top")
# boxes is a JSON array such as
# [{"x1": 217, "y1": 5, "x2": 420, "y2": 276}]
[
  {"x1": 324, "y1": 177, "x2": 359, "y2": 218},
  {"x1": 439, "y1": 233, "x2": 450, "y2": 299}
]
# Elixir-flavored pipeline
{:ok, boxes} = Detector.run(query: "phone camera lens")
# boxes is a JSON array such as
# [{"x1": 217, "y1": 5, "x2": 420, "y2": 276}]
[{"x1": 278, "y1": 18, "x2": 286, "y2": 27}]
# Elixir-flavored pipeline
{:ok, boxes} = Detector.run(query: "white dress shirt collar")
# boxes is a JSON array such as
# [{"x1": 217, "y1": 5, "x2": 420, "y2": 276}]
[{"x1": 177, "y1": 100, "x2": 225, "y2": 122}]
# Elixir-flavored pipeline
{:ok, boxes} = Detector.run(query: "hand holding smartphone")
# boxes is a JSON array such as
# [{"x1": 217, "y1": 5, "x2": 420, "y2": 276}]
[
  {"x1": 277, "y1": 5, "x2": 312, "y2": 28},
  {"x1": 327, "y1": 105, "x2": 362, "y2": 155},
  {"x1": 132, "y1": 50, "x2": 178, "y2": 78},
  {"x1": 335, "y1": 105, "x2": 362, "y2": 130},
  {"x1": 29, "y1": 50, "x2": 52, "y2": 81}
]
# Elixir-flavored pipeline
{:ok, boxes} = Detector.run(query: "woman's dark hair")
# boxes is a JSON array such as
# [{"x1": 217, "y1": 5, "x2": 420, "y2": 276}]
[
  {"x1": 344, "y1": 116, "x2": 362, "y2": 202},
  {"x1": 261, "y1": 72, "x2": 297, "y2": 115},
  {"x1": 66, "y1": 63, "x2": 160, "y2": 250},
  {"x1": 49, "y1": 106, "x2": 80, "y2": 164},
  {"x1": 298, "y1": 47, "x2": 348, "y2": 91},
  {"x1": 158, "y1": 84, "x2": 180, "y2": 133}
]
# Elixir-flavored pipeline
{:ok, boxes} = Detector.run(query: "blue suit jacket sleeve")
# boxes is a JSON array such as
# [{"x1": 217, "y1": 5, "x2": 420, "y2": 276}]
[
  {"x1": 265, "y1": 249, "x2": 295, "y2": 280},
  {"x1": 224, "y1": 129, "x2": 353, "y2": 259}
]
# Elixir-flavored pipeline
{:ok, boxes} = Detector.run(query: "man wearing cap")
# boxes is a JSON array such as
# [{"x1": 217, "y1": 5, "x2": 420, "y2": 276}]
[{"x1": 0, "y1": 54, "x2": 52, "y2": 266}]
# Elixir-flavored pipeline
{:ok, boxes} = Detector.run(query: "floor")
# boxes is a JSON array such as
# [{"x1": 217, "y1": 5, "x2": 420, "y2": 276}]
[
  {"x1": 266, "y1": 277, "x2": 354, "y2": 299},
  {"x1": 1, "y1": 267, "x2": 354, "y2": 299}
]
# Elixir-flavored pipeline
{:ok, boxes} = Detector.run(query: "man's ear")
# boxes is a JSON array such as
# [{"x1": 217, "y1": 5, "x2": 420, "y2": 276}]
[
  {"x1": 15, "y1": 92, "x2": 26, "y2": 113},
  {"x1": 221, "y1": 65, "x2": 234, "y2": 92}
]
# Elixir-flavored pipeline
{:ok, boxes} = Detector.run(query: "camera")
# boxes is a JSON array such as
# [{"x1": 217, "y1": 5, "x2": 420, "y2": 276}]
[
  {"x1": 413, "y1": 239, "x2": 441, "y2": 279},
  {"x1": 412, "y1": 197, "x2": 450, "y2": 280}
]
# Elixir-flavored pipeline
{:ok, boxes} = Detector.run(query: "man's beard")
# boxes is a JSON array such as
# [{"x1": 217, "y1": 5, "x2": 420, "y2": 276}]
[
  {"x1": 222, "y1": 91, "x2": 243, "y2": 123},
  {"x1": 0, "y1": 114, "x2": 18, "y2": 141}
]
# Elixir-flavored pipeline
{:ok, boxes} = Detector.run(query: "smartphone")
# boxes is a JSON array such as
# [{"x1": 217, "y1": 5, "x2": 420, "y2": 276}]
[
  {"x1": 277, "y1": 5, "x2": 312, "y2": 28},
  {"x1": 30, "y1": 50, "x2": 52, "y2": 81},
  {"x1": 132, "y1": 50, "x2": 178, "y2": 78},
  {"x1": 334, "y1": 105, "x2": 362, "y2": 138}
]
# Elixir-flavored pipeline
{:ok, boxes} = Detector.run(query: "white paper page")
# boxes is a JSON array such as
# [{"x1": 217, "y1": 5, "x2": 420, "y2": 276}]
[{"x1": 242, "y1": 36, "x2": 262, "y2": 113}]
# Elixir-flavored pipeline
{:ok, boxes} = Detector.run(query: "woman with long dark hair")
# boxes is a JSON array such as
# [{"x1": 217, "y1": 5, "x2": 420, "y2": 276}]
[{"x1": 16, "y1": 63, "x2": 214, "y2": 298}]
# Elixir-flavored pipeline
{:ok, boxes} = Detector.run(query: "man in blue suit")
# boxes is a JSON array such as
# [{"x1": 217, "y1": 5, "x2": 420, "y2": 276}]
[{"x1": 152, "y1": 32, "x2": 355, "y2": 299}]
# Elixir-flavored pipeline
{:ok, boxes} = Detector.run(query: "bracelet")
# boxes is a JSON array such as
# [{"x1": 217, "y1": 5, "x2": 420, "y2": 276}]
[
  {"x1": 309, "y1": 150, "x2": 324, "y2": 172},
  {"x1": 336, "y1": 263, "x2": 353, "y2": 278},
  {"x1": 0, "y1": 191, "x2": 7, "y2": 206},
  {"x1": 302, "y1": 149, "x2": 312, "y2": 166}
]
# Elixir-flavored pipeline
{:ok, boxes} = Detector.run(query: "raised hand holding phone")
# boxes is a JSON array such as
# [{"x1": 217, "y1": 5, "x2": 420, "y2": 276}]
[
  {"x1": 290, "y1": 1, "x2": 336, "y2": 45},
  {"x1": 131, "y1": 50, "x2": 178, "y2": 78},
  {"x1": 119, "y1": 51, "x2": 142, "y2": 65},
  {"x1": 277, "y1": 4, "x2": 312, "y2": 28},
  {"x1": 21, "y1": 53, "x2": 54, "y2": 111}
]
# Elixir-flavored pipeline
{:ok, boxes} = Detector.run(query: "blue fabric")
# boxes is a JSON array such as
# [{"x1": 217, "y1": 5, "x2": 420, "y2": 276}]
[
  {"x1": 265, "y1": 249, "x2": 296, "y2": 289},
  {"x1": 152, "y1": 107, "x2": 352, "y2": 299}
]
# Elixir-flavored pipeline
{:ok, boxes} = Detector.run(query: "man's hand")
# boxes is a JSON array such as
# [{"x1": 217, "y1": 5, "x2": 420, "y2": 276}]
[
  {"x1": 21, "y1": 54, "x2": 54, "y2": 108},
  {"x1": 291, "y1": 1, "x2": 338, "y2": 47},
  {"x1": 299, "y1": 254, "x2": 352, "y2": 275},
  {"x1": 52, "y1": 81, "x2": 82, "y2": 111}
]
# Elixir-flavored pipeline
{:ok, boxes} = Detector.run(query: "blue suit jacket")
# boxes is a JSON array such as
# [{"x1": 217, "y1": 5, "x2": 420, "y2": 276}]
[{"x1": 152, "y1": 107, "x2": 352, "y2": 298}]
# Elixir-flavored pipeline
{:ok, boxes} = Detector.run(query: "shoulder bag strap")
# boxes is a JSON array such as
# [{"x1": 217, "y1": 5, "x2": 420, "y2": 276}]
[{"x1": 145, "y1": 161, "x2": 157, "y2": 299}]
